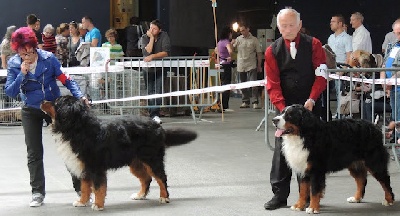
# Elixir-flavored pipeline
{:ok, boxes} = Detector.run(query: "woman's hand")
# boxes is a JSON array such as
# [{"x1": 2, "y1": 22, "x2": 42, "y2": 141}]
[{"x1": 21, "y1": 61, "x2": 30, "y2": 75}]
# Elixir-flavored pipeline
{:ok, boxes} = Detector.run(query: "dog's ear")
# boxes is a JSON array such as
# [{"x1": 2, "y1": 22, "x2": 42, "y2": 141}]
[{"x1": 299, "y1": 106, "x2": 319, "y2": 134}]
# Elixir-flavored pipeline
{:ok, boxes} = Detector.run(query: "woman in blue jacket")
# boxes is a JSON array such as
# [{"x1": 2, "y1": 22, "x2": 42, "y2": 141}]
[{"x1": 5, "y1": 27, "x2": 88, "y2": 207}]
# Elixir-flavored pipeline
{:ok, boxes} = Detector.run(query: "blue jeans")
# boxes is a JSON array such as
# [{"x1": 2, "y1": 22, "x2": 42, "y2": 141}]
[
  {"x1": 143, "y1": 69, "x2": 166, "y2": 117},
  {"x1": 390, "y1": 89, "x2": 400, "y2": 122}
]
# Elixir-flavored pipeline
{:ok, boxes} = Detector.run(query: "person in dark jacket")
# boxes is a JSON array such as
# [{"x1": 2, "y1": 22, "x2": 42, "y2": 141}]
[
  {"x1": 125, "y1": 16, "x2": 143, "y2": 57},
  {"x1": 5, "y1": 27, "x2": 89, "y2": 207}
]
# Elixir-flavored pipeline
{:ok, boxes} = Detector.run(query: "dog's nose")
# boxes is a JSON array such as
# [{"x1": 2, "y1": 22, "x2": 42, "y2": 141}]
[{"x1": 272, "y1": 117, "x2": 279, "y2": 126}]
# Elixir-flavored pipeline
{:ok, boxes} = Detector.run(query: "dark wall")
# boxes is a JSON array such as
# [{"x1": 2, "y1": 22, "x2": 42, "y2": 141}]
[
  {"x1": 168, "y1": 0, "x2": 273, "y2": 56},
  {"x1": 0, "y1": 0, "x2": 109, "y2": 41}
]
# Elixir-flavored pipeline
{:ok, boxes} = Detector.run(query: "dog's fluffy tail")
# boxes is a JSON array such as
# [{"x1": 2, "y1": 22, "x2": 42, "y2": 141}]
[{"x1": 164, "y1": 128, "x2": 197, "y2": 147}]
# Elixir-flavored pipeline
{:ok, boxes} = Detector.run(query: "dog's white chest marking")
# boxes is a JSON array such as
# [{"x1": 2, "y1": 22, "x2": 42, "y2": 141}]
[
  {"x1": 282, "y1": 136, "x2": 309, "y2": 175},
  {"x1": 53, "y1": 133, "x2": 84, "y2": 178}
]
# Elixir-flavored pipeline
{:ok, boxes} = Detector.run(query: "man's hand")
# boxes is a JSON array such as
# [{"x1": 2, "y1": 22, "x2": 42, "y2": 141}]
[
  {"x1": 146, "y1": 29, "x2": 154, "y2": 38},
  {"x1": 304, "y1": 99, "x2": 314, "y2": 111},
  {"x1": 144, "y1": 54, "x2": 153, "y2": 62}
]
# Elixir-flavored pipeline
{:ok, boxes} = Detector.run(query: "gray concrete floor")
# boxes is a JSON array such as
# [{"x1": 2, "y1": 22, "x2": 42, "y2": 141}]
[{"x1": 0, "y1": 98, "x2": 400, "y2": 216}]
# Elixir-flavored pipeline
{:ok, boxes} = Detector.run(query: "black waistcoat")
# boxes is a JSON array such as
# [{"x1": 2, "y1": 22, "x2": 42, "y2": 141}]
[{"x1": 272, "y1": 34, "x2": 315, "y2": 105}]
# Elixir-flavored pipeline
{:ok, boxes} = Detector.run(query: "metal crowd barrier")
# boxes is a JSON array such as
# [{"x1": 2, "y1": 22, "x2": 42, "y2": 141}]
[
  {"x1": 261, "y1": 67, "x2": 400, "y2": 169},
  {"x1": 0, "y1": 83, "x2": 22, "y2": 126},
  {"x1": 0, "y1": 56, "x2": 221, "y2": 125}
]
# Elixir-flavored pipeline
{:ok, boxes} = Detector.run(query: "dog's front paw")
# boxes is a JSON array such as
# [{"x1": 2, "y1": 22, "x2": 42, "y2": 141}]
[
  {"x1": 73, "y1": 200, "x2": 88, "y2": 207},
  {"x1": 91, "y1": 203, "x2": 104, "y2": 211},
  {"x1": 306, "y1": 207, "x2": 320, "y2": 214},
  {"x1": 130, "y1": 192, "x2": 147, "y2": 200},
  {"x1": 159, "y1": 197, "x2": 170, "y2": 203},
  {"x1": 382, "y1": 200, "x2": 394, "y2": 206},
  {"x1": 290, "y1": 205, "x2": 305, "y2": 211},
  {"x1": 347, "y1": 196, "x2": 362, "y2": 203}
]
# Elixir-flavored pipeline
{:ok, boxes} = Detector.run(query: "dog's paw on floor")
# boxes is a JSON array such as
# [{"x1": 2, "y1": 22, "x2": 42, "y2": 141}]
[
  {"x1": 72, "y1": 200, "x2": 89, "y2": 207},
  {"x1": 305, "y1": 207, "x2": 320, "y2": 214},
  {"x1": 130, "y1": 192, "x2": 147, "y2": 200},
  {"x1": 346, "y1": 196, "x2": 362, "y2": 203},
  {"x1": 382, "y1": 200, "x2": 394, "y2": 206},
  {"x1": 91, "y1": 204, "x2": 104, "y2": 211},
  {"x1": 159, "y1": 197, "x2": 170, "y2": 203}
]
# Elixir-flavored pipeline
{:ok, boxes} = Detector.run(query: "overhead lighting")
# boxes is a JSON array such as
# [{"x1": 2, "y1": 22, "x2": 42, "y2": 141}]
[{"x1": 232, "y1": 22, "x2": 239, "y2": 32}]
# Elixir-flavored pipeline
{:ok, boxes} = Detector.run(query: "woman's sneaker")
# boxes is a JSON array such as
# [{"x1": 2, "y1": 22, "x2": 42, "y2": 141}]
[{"x1": 29, "y1": 193, "x2": 44, "y2": 207}]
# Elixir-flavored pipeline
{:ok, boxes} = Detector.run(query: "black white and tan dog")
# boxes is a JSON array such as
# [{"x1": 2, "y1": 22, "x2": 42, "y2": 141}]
[
  {"x1": 272, "y1": 104, "x2": 394, "y2": 214},
  {"x1": 40, "y1": 95, "x2": 197, "y2": 210}
]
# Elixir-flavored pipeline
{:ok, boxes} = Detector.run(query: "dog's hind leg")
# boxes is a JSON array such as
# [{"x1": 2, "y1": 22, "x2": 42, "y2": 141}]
[
  {"x1": 365, "y1": 161, "x2": 394, "y2": 206},
  {"x1": 129, "y1": 160, "x2": 152, "y2": 200},
  {"x1": 144, "y1": 159, "x2": 170, "y2": 203},
  {"x1": 73, "y1": 178, "x2": 91, "y2": 207},
  {"x1": 347, "y1": 161, "x2": 367, "y2": 203}
]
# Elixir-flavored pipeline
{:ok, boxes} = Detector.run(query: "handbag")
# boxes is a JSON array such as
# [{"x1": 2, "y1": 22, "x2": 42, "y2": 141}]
[{"x1": 339, "y1": 91, "x2": 360, "y2": 114}]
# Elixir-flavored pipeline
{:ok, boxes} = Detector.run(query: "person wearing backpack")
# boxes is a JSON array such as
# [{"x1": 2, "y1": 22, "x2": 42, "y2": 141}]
[{"x1": 125, "y1": 16, "x2": 143, "y2": 57}]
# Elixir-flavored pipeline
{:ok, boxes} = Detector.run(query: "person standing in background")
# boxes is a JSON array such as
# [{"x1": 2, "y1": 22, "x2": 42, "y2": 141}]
[
  {"x1": 78, "y1": 23, "x2": 87, "y2": 42},
  {"x1": 327, "y1": 14, "x2": 353, "y2": 118},
  {"x1": 102, "y1": 28, "x2": 124, "y2": 62},
  {"x1": 81, "y1": 16, "x2": 101, "y2": 47},
  {"x1": 233, "y1": 24, "x2": 263, "y2": 109},
  {"x1": 0, "y1": 25, "x2": 17, "y2": 69},
  {"x1": 55, "y1": 23, "x2": 70, "y2": 67},
  {"x1": 125, "y1": 16, "x2": 143, "y2": 57},
  {"x1": 26, "y1": 14, "x2": 43, "y2": 49},
  {"x1": 68, "y1": 21, "x2": 81, "y2": 67},
  {"x1": 350, "y1": 12, "x2": 372, "y2": 53},
  {"x1": 216, "y1": 26, "x2": 234, "y2": 111},
  {"x1": 41, "y1": 24, "x2": 56, "y2": 54},
  {"x1": 141, "y1": 19, "x2": 171, "y2": 124},
  {"x1": 382, "y1": 21, "x2": 398, "y2": 55},
  {"x1": 381, "y1": 18, "x2": 400, "y2": 159}
]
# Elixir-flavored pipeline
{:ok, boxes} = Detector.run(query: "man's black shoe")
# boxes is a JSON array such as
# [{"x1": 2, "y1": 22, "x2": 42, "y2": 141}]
[{"x1": 264, "y1": 197, "x2": 287, "y2": 210}]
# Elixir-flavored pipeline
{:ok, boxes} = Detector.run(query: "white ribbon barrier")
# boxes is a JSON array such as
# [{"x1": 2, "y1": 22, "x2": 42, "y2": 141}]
[
  {"x1": 328, "y1": 74, "x2": 400, "y2": 85},
  {"x1": 92, "y1": 80, "x2": 265, "y2": 104},
  {"x1": 0, "y1": 80, "x2": 266, "y2": 111}
]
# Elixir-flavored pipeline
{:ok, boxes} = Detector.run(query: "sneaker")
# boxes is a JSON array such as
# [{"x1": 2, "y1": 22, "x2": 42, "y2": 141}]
[
  {"x1": 152, "y1": 116, "x2": 162, "y2": 124},
  {"x1": 29, "y1": 193, "x2": 44, "y2": 207},
  {"x1": 240, "y1": 102, "x2": 250, "y2": 108},
  {"x1": 253, "y1": 103, "x2": 261, "y2": 109}
]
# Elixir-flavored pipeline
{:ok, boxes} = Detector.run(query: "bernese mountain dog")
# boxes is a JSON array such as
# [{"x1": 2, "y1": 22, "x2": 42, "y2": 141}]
[
  {"x1": 40, "y1": 95, "x2": 197, "y2": 211},
  {"x1": 272, "y1": 104, "x2": 394, "y2": 214}
]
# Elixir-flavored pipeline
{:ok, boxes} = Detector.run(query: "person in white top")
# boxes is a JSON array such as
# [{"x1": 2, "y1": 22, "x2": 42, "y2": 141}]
[
  {"x1": 350, "y1": 12, "x2": 372, "y2": 53},
  {"x1": 328, "y1": 14, "x2": 353, "y2": 64},
  {"x1": 327, "y1": 14, "x2": 353, "y2": 118},
  {"x1": 382, "y1": 31, "x2": 396, "y2": 55}
]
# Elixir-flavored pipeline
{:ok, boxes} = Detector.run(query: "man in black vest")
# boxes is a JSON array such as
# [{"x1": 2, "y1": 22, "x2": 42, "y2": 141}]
[{"x1": 264, "y1": 8, "x2": 327, "y2": 210}]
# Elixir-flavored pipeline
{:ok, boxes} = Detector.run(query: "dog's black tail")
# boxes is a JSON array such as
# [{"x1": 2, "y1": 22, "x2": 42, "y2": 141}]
[{"x1": 164, "y1": 128, "x2": 197, "y2": 147}]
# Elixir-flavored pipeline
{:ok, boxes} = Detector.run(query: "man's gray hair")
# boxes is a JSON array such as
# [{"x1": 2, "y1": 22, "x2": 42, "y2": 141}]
[
  {"x1": 277, "y1": 8, "x2": 301, "y2": 27},
  {"x1": 352, "y1": 12, "x2": 364, "y2": 23}
]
